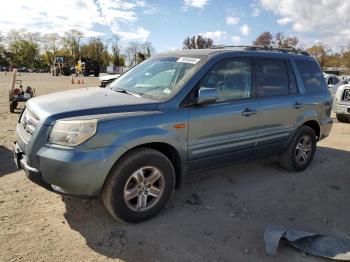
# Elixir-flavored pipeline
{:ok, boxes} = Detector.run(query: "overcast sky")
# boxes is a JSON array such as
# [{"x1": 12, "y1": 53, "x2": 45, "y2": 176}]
[{"x1": 0, "y1": 0, "x2": 349, "y2": 51}]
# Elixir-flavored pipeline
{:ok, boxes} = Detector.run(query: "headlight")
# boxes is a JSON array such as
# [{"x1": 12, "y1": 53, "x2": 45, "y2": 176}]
[{"x1": 48, "y1": 119, "x2": 97, "y2": 146}]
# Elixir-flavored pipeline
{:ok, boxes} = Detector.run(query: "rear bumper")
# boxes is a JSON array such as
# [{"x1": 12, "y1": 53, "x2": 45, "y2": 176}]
[
  {"x1": 333, "y1": 102, "x2": 350, "y2": 115},
  {"x1": 319, "y1": 118, "x2": 333, "y2": 140}
]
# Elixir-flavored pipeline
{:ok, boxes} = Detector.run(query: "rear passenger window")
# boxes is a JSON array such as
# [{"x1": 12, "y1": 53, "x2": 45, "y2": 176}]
[
  {"x1": 255, "y1": 59, "x2": 289, "y2": 97},
  {"x1": 295, "y1": 60, "x2": 326, "y2": 93}
]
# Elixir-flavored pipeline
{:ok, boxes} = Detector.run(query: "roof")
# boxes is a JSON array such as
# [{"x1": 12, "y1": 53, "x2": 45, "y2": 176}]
[{"x1": 158, "y1": 46, "x2": 310, "y2": 58}]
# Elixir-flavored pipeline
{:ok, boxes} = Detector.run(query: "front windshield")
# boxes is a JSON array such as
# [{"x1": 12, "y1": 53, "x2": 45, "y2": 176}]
[{"x1": 108, "y1": 56, "x2": 204, "y2": 100}]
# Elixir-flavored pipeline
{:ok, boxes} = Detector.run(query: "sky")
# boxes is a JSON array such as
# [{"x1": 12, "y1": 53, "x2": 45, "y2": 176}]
[{"x1": 0, "y1": 0, "x2": 349, "y2": 52}]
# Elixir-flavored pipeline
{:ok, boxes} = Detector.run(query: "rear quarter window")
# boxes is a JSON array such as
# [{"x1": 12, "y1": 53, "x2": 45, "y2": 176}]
[{"x1": 295, "y1": 60, "x2": 326, "y2": 93}]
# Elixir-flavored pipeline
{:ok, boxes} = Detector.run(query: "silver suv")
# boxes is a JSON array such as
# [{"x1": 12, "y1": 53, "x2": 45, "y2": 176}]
[{"x1": 14, "y1": 47, "x2": 333, "y2": 222}]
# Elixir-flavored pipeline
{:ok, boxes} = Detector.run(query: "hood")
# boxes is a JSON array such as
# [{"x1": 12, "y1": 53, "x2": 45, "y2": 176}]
[
  {"x1": 99, "y1": 74, "x2": 120, "y2": 81},
  {"x1": 27, "y1": 87, "x2": 158, "y2": 125}
]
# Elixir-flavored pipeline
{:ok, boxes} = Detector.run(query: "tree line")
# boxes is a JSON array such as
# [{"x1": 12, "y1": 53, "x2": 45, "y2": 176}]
[
  {"x1": 0, "y1": 29, "x2": 155, "y2": 70},
  {"x1": 182, "y1": 31, "x2": 350, "y2": 69}
]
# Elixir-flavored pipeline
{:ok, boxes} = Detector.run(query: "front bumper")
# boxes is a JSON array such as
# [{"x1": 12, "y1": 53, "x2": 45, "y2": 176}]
[
  {"x1": 13, "y1": 142, "x2": 54, "y2": 193},
  {"x1": 13, "y1": 141, "x2": 127, "y2": 197},
  {"x1": 333, "y1": 102, "x2": 350, "y2": 115}
]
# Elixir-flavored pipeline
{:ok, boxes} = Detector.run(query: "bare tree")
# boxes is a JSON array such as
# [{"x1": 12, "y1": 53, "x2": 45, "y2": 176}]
[
  {"x1": 275, "y1": 32, "x2": 298, "y2": 48},
  {"x1": 306, "y1": 44, "x2": 328, "y2": 67},
  {"x1": 42, "y1": 33, "x2": 60, "y2": 63},
  {"x1": 252, "y1": 31, "x2": 298, "y2": 49},
  {"x1": 252, "y1": 31, "x2": 274, "y2": 48},
  {"x1": 62, "y1": 29, "x2": 84, "y2": 61},
  {"x1": 183, "y1": 35, "x2": 214, "y2": 49}
]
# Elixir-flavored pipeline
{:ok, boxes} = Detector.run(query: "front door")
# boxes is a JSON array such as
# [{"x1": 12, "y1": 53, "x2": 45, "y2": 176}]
[{"x1": 186, "y1": 57, "x2": 259, "y2": 171}]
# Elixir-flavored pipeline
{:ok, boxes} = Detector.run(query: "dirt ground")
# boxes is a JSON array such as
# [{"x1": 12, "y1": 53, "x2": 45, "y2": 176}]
[{"x1": 0, "y1": 72, "x2": 349, "y2": 262}]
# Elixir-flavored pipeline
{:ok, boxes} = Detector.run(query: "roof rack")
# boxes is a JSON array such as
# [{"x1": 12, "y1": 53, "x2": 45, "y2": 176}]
[{"x1": 210, "y1": 45, "x2": 310, "y2": 56}]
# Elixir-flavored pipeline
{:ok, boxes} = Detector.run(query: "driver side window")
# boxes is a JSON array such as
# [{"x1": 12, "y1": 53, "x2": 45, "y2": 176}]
[{"x1": 198, "y1": 58, "x2": 252, "y2": 102}]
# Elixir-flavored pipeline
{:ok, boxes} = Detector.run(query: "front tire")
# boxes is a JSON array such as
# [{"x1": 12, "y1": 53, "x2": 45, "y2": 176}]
[
  {"x1": 102, "y1": 148, "x2": 175, "y2": 223},
  {"x1": 336, "y1": 113, "x2": 349, "y2": 123},
  {"x1": 280, "y1": 126, "x2": 317, "y2": 172}
]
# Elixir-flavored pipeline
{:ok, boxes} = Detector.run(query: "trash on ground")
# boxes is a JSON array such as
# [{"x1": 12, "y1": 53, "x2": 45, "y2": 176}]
[{"x1": 264, "y1": 224, "x2": 350, "y2": 260}]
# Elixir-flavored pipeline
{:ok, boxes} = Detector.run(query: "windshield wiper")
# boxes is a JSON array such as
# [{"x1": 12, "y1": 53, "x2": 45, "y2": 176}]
[{"x1": 115, "y1": 88, "x2": 142, "y2": 98}]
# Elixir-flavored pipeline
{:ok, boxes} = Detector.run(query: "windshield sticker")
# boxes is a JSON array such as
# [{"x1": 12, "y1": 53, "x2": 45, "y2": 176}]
[
  {"x1": 163, "y1": 88, "x2": 171, "y2": 94},
  {"x1": 176, "y1": 57, "x2": 201, "y2": 64}
]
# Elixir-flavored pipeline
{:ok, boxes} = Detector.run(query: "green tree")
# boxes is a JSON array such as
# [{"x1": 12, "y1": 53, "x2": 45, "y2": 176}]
[
  {"x1": 80, "y1": 37, "x2": 109, "y2": 68},
  {"x1": 8, "y1": 39, "x2": 40, "y2": 68},
  {"x1": 0, "y1": 31, "x2": 8, "y2": 66}
]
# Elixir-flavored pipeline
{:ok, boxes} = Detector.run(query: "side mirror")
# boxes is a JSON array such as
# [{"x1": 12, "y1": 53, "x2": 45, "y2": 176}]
[{"x1": 197, "y1": 87, "x2": 217, "y2": 105}]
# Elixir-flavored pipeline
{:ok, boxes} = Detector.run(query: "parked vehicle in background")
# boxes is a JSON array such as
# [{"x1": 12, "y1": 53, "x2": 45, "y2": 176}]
[
  {"x1": 52, "y1": 56, "x2": 71, "y2": 76},
  {"x1": 333, "y1": 84, "x2": 350, "y2": 123},
  {"x1": 13, "y1": 46, "x2": 333, "y2": 223},
  {"x1": 82, "y1": 59, "x2": 100, "y2": 77},
  {"x1": 324, "y1": 73, "x2": 343, "y2": 96},
  {"x1": 99, "y1": 74, "x2": 120, "y2": 87}
]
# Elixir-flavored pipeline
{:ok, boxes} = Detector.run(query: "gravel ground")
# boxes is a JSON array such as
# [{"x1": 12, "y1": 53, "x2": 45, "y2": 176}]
[{"x1": 0, "y1": 72, "x2": 349, "y2": 262}]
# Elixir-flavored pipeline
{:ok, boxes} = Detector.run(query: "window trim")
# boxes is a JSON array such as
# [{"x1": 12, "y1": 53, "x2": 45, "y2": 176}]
[
  {"x1": 253, "y1": 57, "x2": 294, "y2": 98},
  {"x1": 182, "y1": 57, "x2": 254, "y2": 107},
  {"x1": 286, "y1": 60, "x2": 300, "y2": 95}
]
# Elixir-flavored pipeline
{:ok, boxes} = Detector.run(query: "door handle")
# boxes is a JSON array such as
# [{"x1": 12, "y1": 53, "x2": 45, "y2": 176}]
[
  {"x1": 293, "y1": 102, "x2": 303, "y2": 109},
  {"x1": 241, "y1": 108, "x2": 257, "y2": 117}
]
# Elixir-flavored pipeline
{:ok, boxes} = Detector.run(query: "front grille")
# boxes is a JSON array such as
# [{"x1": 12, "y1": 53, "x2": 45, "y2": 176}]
[
  {"x1": 20, "y1": 109, "x2": 39, "y2": 137},
  {"x1": 343, "y1": 89, "x2": 350, "y2": 101}
]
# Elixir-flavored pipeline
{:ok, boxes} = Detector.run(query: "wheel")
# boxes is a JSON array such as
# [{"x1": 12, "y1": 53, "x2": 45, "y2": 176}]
[
  {"x1": 336, "y1": 113, "x2": 349, "y2": 123},
  {"x1": 280, "y1": 126, "x2": 317, "y2": 172},
  {"x1": 102, "y1": 148, "x2": 175, "y2": 223},
  {"x1": 10, "y1": 101, "x2": 18, "y2": 113},
  {"x1": 94, "y1": 71, "x2": 99, "y2": 77}
]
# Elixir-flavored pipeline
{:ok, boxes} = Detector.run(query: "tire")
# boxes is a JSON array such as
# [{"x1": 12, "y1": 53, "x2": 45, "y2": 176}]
[
  {"x1": 94, "y1": 71, "x2": 99, "y2": 77},
  {"x1": 102, "y1": 148, "x2": 175, "y2": 223},
  {"x1": 9, "y1": 101, "x2": 18, "y2": 113},
  {"x1": 336, "y1": 113, "x2": 349, "y2": 123},
  {"x1": 280, "y1": 126, "x2": 317, "y2": 172}
]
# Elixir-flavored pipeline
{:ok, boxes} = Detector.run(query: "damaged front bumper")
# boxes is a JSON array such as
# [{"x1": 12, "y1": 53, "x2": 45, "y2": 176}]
[{"x1": 13, "y1": 142, "x2": 54, "y2": 193}]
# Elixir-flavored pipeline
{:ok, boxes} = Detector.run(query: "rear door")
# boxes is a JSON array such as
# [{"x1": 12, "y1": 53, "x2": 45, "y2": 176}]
[
  {"x1": 254, "y1": 57, "x2": 302, "y2": 154},
  {"x1": 187, "y1": 57, "x2": 259, "y2": 171}
]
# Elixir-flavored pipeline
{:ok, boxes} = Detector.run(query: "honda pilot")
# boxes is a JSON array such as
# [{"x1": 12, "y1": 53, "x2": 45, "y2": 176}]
[{"x1": 14, "y1": 47, "x2": 333, "y2": 223}]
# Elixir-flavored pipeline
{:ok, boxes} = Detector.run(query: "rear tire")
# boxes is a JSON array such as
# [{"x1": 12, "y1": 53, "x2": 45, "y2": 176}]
[
  {"x1": 336, "y1": 113, "x2": 349, "y2": 123},
  {"x1": 102, "y1": 148, "x2": 175, "y2": 223},
  {"x1": 280, "y1": 126, "x2": 317, "y2": 172}
]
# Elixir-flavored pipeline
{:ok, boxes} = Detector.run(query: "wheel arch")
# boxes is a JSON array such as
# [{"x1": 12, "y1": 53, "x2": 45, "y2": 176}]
[
  {"x1": 102, "y1": 141, "x2": 186, "y2": 194},
  {"x1": 301, "y1": 120, "x2": 320, "y2": 140}
]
